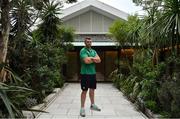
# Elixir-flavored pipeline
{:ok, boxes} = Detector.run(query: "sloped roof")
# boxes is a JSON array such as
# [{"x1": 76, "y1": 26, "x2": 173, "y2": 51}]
[{"x1": 61, "y1": 0, "x2": 129, "y2": 21}]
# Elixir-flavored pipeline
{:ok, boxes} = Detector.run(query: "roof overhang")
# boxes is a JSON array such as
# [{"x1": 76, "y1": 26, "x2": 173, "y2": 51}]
[
  {"x1": 69, "y1": 41, "x2": 141, "y2": 47},
  {"x1": 71, "y1": 41, "x2": 119, "y2": 46}
]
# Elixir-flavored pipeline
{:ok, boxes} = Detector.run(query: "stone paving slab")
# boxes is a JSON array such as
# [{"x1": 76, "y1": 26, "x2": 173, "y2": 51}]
[{"x1": 37, "y1": 83, "x2": 147, "y2": 119}]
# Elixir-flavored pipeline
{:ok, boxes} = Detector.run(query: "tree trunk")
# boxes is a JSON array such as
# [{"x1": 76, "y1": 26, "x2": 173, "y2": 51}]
[
  {"x1": 176, "y1": 29, "x2": 180, "y2": 55},
  {"x1": 0, "y1": 0, "x2": 10, "y2": 82},
  {"x1": 152, "y1": 48, "x2": 159, "y2": 65}
]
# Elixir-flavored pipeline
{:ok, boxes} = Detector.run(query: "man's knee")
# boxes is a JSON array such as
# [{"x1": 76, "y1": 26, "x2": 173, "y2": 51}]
[
  {"x1": 89, "y1": 89, "x2": 94, "y2": 92},
  {"x1": 82, "y1": 90, "x2": 88, "y2": 94}
]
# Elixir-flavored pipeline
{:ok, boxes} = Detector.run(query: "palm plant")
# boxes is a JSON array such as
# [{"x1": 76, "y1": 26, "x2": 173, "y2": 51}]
[
  {"x1": 135, "y1": 0, "x2": 180, "y2": 54},
  {"x1": 133, "y1": 0, "x2": 170, "y2": 64},
  {"x1": 0, "y1": 0, "x2": 45, "y2": 81},
  {"x1": 126, "y1": 15, "x2": 142, "y2": 47},
  {"x1": 0, "y1": 64, "x2": 36, "y2": 118},
  {"x1": 138, "y1": 0, "x2": 180, "y2": 64},
  {"x1": 36, "y1": 0, "x2": 62, "y2": 43},
  {"x1": 0, "y1": 82, "x2": 35, "y2": 118},
  {"x1": 30, "y1": 0, "x2": 75, "y2": 98},
  {"x1": 0, "y1": 0, "x2": 77, "y2": 81},
  {"x1": 109, "y1": 19, "x2": 128, "y2": 45},
  {"x1": 58, "y1": 26, "x2": 75, "y2": 49},
  {"x1": 11, "y1": 0, "x2": 38, "y2": 37},
  {"x1": 150, "y1": 0, "x2": 180, "y2": 55},
  {"x1": 109, "y1": 19, "x2": 129, "y2": 72},
  {"x1": 109, "y1": 16, "x2": 144, "y2": 72},
  {"x1": 7, "y1": 0, "x2": 41, "y2": 79}
]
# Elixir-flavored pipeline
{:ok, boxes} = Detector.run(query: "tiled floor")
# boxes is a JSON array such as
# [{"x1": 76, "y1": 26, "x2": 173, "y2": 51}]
[{"x1": 37, "y1": 83, "x2": 147, "y2": 119}]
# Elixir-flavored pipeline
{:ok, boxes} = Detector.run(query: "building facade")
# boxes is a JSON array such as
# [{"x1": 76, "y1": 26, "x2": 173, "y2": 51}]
[{"x1": 61, "y1": 0, "x2": 129, "y2": 81}]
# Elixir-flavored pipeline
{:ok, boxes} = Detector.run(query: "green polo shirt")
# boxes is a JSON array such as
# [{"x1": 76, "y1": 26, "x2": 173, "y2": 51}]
[{"x1": 80, "y1": 47, "x2": 97, "y2": 74}]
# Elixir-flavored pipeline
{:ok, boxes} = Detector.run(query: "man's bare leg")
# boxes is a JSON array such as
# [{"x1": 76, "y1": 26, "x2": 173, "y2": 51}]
[
  {"x1": 80, "y1": 90, "x2": 87, "y2": 117},
  {"x1": 89, "y1": 89, "x2": 95, "y2": 105},
  {"x1": 89, "y1": 89, "x2": 101, "y2": 111},
  {"x1": 81, "y1": 90, "x2": 87, "y2": 108}
]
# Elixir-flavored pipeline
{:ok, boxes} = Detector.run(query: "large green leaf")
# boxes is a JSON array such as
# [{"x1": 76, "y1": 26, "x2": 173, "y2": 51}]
[{"x1": 0, "y1": 90, "x2": 15, "y2": 118}]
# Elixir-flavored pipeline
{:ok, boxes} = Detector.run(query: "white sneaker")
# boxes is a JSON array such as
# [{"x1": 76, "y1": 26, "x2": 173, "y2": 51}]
[
  {"x1": 90, "y1": 104, "x2": 101, "y2": 111},
  {"x1": 80, "y1": 108, "x2": 85, "y2": 117}
]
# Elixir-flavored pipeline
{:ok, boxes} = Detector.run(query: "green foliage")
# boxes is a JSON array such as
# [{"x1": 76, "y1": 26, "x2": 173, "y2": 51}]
[
  {"x1": 122, "y1": 75, "x2": 137, "y2": 95},
  {"x1": 138, "y1": 79, "x2": 157, "y2": 101},
  {"x1": 17, "y1": 40, "x2": 67, "y2": 101},
  {"x1": 11, "y1": 0, "x2": 35, "y2": 37},
  {"x1": 126, "y1": 15, "x2": 142, "y2": 46},
  {"x1": 59, "y1": 26, "x2": 75, "y2": 42},
  {"x1": 36, "y1": 0, "x2": 62, "y2": 43},
  {"x1": 112, "y1": 54, "x2": 180, "y2": 117},
  {"x1": 111, "y1": 50, "x2": 165, "y2": 114},
  {"x1": 132, "y1": 82, "x2": 141, "y2": 99},
  {"x1": 133, "y1": 0, "x2": 180, "y2": 53},
  {"x1": 145, "y1": 100, "x2": 158, "y2": 112},
  {"x1": 157, "y1": 55, "x2": 180, "y2": 117},
  {"x1": 109, "y1": 15, "x2": 143, "y2": 47},
  {"x1": 109, "y1": 19, "x2": 128, "y2": 44},
  {"x1": 157, "y1": 80, "x2": 180, "y2": 117},
  {"x1": 7, "y1": 0, "x2": 74, "y2": 112},
  {"x1": 110, "y1": 0, "x2": 180, "y2": 117},
  {"x1": 1, "y1": 0, "x2": 76, "y2": 118},
  {"x1": 25, "y1": 97, "x2": 37, "y2": 108},
  {"x1": 111, "y1": 70, "x2": 126, "y2": 89},
  {"x1": 0, "y1": 66, "x2": 36, "y2": 118}
]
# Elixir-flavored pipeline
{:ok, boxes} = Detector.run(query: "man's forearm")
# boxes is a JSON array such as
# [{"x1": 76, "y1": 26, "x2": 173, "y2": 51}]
[
  {"x1": 84, "y1": 56, "x2": 101, "y2": 64},
  {"x1": 92, "y1": 56, "x2": 101, "y2": 63},
  {"x1": 84, "y1": 57, "x2": 94, "y2": 64}
]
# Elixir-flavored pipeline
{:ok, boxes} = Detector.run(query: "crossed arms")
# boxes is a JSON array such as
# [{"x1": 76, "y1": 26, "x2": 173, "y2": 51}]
[{"x1": 83, "y1": 55, "x2": 101, "y2": 64}]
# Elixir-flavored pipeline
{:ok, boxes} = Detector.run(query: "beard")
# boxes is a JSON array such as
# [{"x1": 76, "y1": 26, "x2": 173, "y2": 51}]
[{"x1": 86, "y1": 44, "x2": 91, "y2": 48}]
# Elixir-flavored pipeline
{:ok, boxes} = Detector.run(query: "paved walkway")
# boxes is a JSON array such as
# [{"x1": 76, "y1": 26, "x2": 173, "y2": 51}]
[{"x1": 37, "y1": 83, "x2": 147, "y2": 119}]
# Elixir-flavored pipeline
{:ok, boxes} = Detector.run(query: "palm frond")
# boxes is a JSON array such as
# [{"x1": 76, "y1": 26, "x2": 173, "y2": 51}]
[{"x1": 0, "y1": 90, "x2": 15, "y2": 118}]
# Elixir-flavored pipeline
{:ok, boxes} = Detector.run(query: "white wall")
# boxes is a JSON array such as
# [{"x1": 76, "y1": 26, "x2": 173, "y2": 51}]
[{"x1": 64, "y1": 11, "x2": 114, "y2": 34}]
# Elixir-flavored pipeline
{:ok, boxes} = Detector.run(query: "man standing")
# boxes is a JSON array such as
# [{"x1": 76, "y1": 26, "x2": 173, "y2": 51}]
[{"x1": 79, "y1": 37, "x2": 101, "y2": 117}]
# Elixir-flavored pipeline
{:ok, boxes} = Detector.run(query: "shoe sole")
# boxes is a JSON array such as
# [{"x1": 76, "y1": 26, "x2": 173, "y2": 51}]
[
  {"x1": 90, "y1": 108, "x2": 101, "y2": 111},
  {"x1": 80, "y1": 114, "x2": 85, "y2": 117}
]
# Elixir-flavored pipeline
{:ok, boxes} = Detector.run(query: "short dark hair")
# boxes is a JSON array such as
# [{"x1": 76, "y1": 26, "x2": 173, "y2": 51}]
[{"x1": 85, "y1": 37, "x2": 91, "y2": 40}]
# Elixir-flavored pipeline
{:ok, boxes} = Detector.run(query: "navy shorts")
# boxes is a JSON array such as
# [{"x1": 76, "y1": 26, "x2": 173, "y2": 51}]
[{"x1": 80, "y1": 74, "x2": 96, "y2": 91}]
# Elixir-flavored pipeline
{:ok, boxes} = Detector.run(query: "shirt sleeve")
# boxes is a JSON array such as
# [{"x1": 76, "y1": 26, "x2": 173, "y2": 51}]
[
  {"x1": 80, "y1": 50, "x2": 88, "y2": 59},
  {"x1": 94, "y1": 50, "x2": 97, "y2": 57}
]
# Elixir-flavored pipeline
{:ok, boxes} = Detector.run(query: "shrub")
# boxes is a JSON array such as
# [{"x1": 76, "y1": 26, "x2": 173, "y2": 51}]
[{"x1": 145, "y1": 100, "x2": 158, "y2": 112}]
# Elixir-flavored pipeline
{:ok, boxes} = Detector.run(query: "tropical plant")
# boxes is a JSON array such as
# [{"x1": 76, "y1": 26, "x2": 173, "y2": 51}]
[
  {"x1": 58, "y1": 26, "x2": 75, "y2": 50},
  {"x1": 0, "y1": 0, "x2": 77, "y2": 81},
  {"x1": 151, "y1": 0, "x2": 180, "y2": 55},
  {"x1": 0, "y1": 0, "x2": 76, "y2": 118},
  {"x1": 0, "y1": 64, "x2": 36, "y2": 118},
  {"x1": 157, "y1": 55, "x2": 180, "y2": 117},
  {"x1": 28, "y1": 0, "x2": 74, "y2": 98},
  {"x1": 109, "y1": 20, "x2": 127, "y2": 71},
  {"x1": 0, "y1": 0, "x2": 45, "y2": 81},
  {"x1": 110, "y1": 0, "x2": 180, "y2": 117},
  {"x1": 36, "y1": 0, "x2": 62, "y2": 43},
  {"x1": 109, "y1": 19, "x2": 128, "y2": 45},
  {"x1": 133, "y1": 0, "x2": 180, "y2": 56},
  {"x1": 8, "y1": 0, "x2": 39, "y2": 75},
  {"x1": 127, "y1": 15, "x2": 143, "y2": 47}
]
